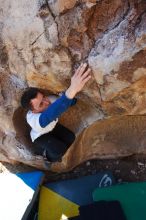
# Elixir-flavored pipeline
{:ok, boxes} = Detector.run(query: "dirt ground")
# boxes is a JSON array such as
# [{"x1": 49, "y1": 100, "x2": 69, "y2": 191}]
[{"x1": 1, "y1": 155, "x2": 146, "y2": 184}]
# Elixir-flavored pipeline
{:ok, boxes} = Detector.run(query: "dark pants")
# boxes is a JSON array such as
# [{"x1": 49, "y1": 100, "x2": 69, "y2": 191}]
[{"x1": 33, "y1": 123, "x2": 75, "y2": 162}]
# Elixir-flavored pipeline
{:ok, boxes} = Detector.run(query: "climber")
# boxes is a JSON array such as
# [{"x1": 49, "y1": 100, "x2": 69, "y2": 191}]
[{"x1": 21, "y1": 63, "x2": 91, "y2": 162}]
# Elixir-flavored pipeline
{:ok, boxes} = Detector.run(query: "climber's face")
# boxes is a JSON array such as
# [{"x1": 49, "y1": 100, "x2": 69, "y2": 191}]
[{"x1": 30, "y1": 92, "x2": 51, "y2": 113}]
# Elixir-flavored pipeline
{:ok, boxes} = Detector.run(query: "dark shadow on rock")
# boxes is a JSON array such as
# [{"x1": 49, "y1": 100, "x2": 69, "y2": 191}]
[{"x1": 13, "y1": 107, "x2": 33, "y2": 150}]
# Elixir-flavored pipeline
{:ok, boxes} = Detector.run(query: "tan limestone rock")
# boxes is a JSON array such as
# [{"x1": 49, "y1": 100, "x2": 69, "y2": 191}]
[
  {"x1": 102, "y1": 77, "x2": 146, "y2": 116},
  {"x1": 47, "y1": 0, "x2": 77, "y2": 15},
  {"x1": 0, "y1": 0, "x2": 146, "y2": 171},
  {"x1": 51, "y1": 115, "x2": 146, "y2": 172},
  {"x1": 88, "y1": 1, "x2": 146, "y2": 86}
]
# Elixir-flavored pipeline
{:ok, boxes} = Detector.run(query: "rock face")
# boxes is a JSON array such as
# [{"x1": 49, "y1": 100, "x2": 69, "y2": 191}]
[
  {"x1": 52, "y1": 115, "x2": 146, "y2": 172},
  {"x1": 0, "y1": 0, "x2": 146, "y2": 171}
]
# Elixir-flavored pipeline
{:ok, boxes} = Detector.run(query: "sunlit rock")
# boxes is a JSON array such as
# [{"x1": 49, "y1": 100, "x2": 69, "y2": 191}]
[
  {"x1": 0, "y1": 0, "x2": 146, "y2": 171},
  {"x1": 52, "y1": 115, "x2": 146, "y2": 172}
]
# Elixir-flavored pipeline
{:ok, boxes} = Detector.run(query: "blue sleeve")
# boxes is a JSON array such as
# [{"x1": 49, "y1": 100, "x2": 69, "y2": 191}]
[
  {"x1": 60, "y1": 92, "x2": 77, "y2": 106},
  {"x1": 70, "y1": 97, "x2": 77, "y2": 106},
  {"x1": 39, "y1": 93, "x2": 77, "y2": 127}
]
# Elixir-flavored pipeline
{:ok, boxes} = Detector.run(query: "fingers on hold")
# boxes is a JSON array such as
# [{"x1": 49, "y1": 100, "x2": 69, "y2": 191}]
[
  {"x1": 78, "y1": 63, "x2": 87, "y2": 76},
  {"x1": 83, "y1": 74, "x2": 91, "y2": 83},
  {"x1": 75, "y1": 63, "x2": 84, "y2": 76},
  {"x1": 81, "y1": 70, "x2": 91, "y2": 82},
  {"x1": 82, "y1": 68, "x2": 91, "y2": 78},
  {"x1": 77, "y1": 63, "x2": 87, "y2": 76}
]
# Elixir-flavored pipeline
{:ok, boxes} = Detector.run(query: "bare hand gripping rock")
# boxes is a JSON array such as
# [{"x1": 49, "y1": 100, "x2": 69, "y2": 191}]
[{"x1": 65, "y1": 63, "x2": 91, "y2": 99}]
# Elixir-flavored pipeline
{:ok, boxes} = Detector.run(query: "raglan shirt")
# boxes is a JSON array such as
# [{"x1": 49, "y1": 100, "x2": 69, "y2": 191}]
[{"x1": 26, "y1": 93, "x2": 77, "y2": 142}]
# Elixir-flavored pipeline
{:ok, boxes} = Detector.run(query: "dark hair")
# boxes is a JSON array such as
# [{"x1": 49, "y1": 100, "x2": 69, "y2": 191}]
[{"x1": 21, "y1": 87, "x2": 40, "y2": 109}]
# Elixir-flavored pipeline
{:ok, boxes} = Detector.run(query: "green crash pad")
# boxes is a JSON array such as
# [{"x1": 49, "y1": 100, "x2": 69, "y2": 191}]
[{"x1": 93, "y1": 181, "x2": 146, "y2": 220}]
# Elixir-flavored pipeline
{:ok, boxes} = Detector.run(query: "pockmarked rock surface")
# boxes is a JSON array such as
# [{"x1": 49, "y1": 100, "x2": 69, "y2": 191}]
[{"x1": 0, "y1": 0, "x2": 146, "y2": 171}]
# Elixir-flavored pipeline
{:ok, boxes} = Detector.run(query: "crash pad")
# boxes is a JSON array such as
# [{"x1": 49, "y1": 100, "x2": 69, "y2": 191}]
[
  {"x1": 38, "y1": 171, "x2": 114, "y2": 220},
  {"x1": 93, "y1": 181, "x2": 146, "y2": 220},
  {"x1": 0, "y1": 171, "x2": 44, "y2": 220}
]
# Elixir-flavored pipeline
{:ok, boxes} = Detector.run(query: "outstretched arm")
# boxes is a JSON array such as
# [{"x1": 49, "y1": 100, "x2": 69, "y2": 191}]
[{"x1": 39, "y1": 63, "x2": 91, "y2": 127}]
